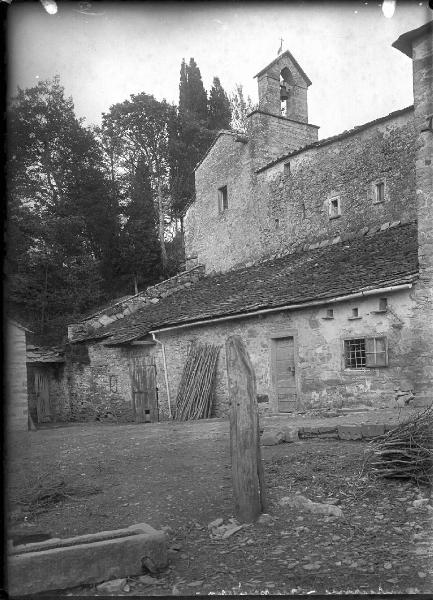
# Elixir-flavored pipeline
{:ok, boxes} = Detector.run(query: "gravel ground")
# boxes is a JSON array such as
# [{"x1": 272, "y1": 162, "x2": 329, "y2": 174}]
[{"x1": 6, "y1": 411, "x2": 432, "y2": 596}]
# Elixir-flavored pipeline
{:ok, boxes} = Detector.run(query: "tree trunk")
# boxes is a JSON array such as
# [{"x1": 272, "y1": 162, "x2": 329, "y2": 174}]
[
  {"x1": 225, "y1": 335, "x2": 267, "y2": 522},
  {"x1": 157, "y1": 180, "x2": 168, "y2": 273}
]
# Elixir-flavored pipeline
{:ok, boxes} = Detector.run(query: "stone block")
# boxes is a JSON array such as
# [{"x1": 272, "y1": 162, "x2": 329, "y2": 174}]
[
  {"x1": 282, "y1": 426, "x2": 299, "y2": 442},
  {"x1": 360, "y1": 423, "x2": 385, "y2": 439},
  {"x1": 337, "y1": 424, "x2": 363, "y2": 440},
  {"x1": 7, "y1": 523, "x2": 168, "y2": 596},
  {"x1": 318, "y1": 426, "x2": 337, "y2": 434},
  {"x1": 261, "y1": 430, "x2": 284, "y2": 446}
]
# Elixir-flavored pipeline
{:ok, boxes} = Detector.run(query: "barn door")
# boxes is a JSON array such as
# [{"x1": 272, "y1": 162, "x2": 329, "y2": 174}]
[
  {"x1": 34, "y1": 370, "x2": 50, "y2": 423},
  {"x1": 274, "y1": 337, "x2": 297, "y2": 412},
  {"x1": 129, "y1": 358, "x2": 158, "y2": 423}
]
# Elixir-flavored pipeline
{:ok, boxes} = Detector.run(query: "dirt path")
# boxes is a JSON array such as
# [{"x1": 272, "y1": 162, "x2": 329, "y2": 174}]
[{"x1": 6, "y1": 418, "x2": 433, "y2": 595}]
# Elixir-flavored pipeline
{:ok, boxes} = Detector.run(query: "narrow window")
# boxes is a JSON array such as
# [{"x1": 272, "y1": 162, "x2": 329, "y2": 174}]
[
  {"x1": 284, "y1": 161, "x2": 291, "y2": 175},
  {"x1": 275, "y1": 218, "x2": 280, "y2": 229},
  {"x1": 328, "y1": 196, "x2": 341, "y2": 219},
  {"x1": 326, "y1": 308, "x2": 334, "y2": 319},
  {"x1": 379, "y1": 297, "x2": 388, "y2": 311},
  {"x1": 374, "y1": 181, "x2": 385, "y2": 203},
  {"x1": 351, "y1": 307, "x2": 359, "y2": 318},
  {"x1": 218, "y1": 185, "x2": 228, "y2": 212},
  {"x1": 301, "y1": 201, "x2": 306, "y2": 219}
]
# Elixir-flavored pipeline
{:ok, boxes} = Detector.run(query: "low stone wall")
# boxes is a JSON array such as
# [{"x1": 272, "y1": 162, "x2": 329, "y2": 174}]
[{"x1": 261, "y1": 421, "x2": 391, "y2": 445}]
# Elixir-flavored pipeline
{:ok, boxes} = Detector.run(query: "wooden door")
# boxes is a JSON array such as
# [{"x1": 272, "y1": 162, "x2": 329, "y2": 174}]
[
  {"x1": 274, "y1": 337, "x2": 297, "y2": 412},
  {"x1": 34, "y1": 369, "x2": 51, "y2": 423},
  {"x1": 129, "y1": 358, "x2": 158, "y2": 423}
]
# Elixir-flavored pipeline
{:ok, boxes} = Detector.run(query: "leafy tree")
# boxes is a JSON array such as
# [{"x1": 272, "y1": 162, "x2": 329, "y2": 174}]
[
  {"x1": 102, "y1": 93, "x2": 176, "y2": 274},
  {"x1": 6, "y1": 77, "x2": 117, "y2": 340},
  {"x1": 229, "y1": 83, "x2": 256, "y2": 133},
  {"x1": 208, "y1": 77, "x2": 231, "y2": 130}
]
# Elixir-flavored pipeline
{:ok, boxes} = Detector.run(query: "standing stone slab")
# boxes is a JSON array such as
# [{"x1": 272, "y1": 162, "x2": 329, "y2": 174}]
[
  {"x1": 7, "y1": 523, "x2": 167, "y2": 596},
  {"x1": 361, "y1": 423, "x2": 385, "y2": 439},
  {"x1": 226, "y1": 335, "x2": 267, "y2": 522}
]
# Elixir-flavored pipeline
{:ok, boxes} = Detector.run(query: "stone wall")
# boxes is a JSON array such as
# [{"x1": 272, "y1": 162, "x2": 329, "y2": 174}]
[
  {"x1": 404, "y1": 28, "x2": 433, "y2": 403},
  {"x1": 186, "y1": 109, "x2": 416, "y2": 274},
  {"x1": 6, "y1": 321, "x2": 29, "y2": 431},
  {"x1": 155, "y1": 289, "x2": 417, "y2": 416},
  {"x1": 64, "y1": 342, "x2": 170, "y2": 422}
]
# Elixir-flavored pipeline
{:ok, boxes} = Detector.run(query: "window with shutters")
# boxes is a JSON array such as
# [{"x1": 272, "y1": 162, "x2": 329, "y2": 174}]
[{"x1": 344, "y1": 337, "x2": 388, "y2": 369}]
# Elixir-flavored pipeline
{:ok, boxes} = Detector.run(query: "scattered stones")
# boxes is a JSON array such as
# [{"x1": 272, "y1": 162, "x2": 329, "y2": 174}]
[
  {"x1": 208, "y1": 518, "x2": 224, "y2": 529},
  {"x1": 257, "y1": 513, "x2": 274, "y2": 525},
  {"x1": 136, "y1": 575, "x2": 158, "y2": 585},
  {"x1": 279, "y1": 494, "x2": 343, "y2": 517},
  {"x1": 412, "y1": 498, "x2": 429, "y2": 508},
  {"x1": 96, "y1": 578, "x2": 127, "y2": 593}
]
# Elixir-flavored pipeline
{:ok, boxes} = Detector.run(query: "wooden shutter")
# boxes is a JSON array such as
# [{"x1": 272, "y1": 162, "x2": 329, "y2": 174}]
[{"x1": 365, "y1": 337, "x2": 387, "y2": 367}]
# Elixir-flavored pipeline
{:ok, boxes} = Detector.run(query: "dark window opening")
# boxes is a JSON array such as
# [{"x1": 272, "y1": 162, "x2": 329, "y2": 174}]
[
  {"x1": 218, "y1": 185, "x2": 228, "y2": 211},
  {"x1": 379, "y1": 297, "x2": 388, "y2": 311},
  {"x1": 302, "y1": 201, "x2": 306, "y2": 219},
  {"x1": 351, "y1": 307, "x2": 359, "y2": 318},
  {"x1": 326, "y1": 308, "x2": 334, "y2": 318},
  {"x1": 275, "y1": 218, "x2": 280, "y2": 229},
  {"x1": 375, "y1": 181, "x2": 385, "y2": 203},
  {"x1": 284, "y1": 162, "x2": 291, "y2": 175},
  {"x1": 329, "y1": 197, "x2": 341, "y2": 219}
]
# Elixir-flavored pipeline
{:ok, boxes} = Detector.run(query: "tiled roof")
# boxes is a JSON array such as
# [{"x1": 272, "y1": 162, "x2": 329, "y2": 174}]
[
  {"x1": 74, "y1": 222, "x2": 418, "y2": 346},
  {"x1": 255, "y1": 106, "x2": 414, "y2": 174},
  {"x1": 392, "y1": 21, "x2": 432, "y2": 58},
  {"x1": 254, "y1": 50, "x2": 312, "y2": 86}
]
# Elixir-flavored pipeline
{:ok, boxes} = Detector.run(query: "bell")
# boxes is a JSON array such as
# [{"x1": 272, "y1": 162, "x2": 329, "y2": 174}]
[{"x1": 280, "y1": 87, "x2": 289, "y2": 101}]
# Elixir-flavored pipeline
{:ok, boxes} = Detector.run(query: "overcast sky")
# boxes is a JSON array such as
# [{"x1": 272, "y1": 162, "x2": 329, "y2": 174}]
[{"x1": 7, "y1": 1, "x2": 431, "y2": 139}]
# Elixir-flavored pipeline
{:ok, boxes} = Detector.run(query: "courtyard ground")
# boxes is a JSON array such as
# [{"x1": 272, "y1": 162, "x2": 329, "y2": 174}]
[{"x1": 6, "y1": 411, "x2": 433, "y2": 596}]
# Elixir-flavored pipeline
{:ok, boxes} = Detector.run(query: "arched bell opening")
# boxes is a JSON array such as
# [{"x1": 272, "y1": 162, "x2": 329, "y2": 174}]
[{"x1": 280, "y1": 67, "x2": 295, "y2": 117}]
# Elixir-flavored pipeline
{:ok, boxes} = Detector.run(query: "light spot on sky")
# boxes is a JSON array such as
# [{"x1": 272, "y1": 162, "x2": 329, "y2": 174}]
[{"x1": 6, "y1": 1, "x2": 431, "y2": 139}]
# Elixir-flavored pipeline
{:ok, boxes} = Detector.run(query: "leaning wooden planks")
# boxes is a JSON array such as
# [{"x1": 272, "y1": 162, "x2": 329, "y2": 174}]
[{"x1": 174, "y1": 343, "x2": 220, "y2": 421}]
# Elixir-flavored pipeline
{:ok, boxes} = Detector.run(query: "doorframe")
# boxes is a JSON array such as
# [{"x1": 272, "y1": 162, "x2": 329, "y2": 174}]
[{"x1": 270, "y1": 330, "x2": 299, "y2": 413}]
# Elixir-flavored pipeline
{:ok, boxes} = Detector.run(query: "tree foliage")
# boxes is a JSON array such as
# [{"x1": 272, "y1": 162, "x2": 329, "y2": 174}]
[{"x1": 229, "y1": 83, "x2": 256, "y2": 133}]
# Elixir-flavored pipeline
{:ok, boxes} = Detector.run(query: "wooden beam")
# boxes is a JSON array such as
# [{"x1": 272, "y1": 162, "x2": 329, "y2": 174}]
[{"x1": 225, "y1": 335, "x2": 267, "y2": 523}]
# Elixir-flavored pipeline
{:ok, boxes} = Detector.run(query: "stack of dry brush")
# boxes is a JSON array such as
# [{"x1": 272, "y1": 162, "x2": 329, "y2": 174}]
[
  {"x1": 364, "y1": 406, "x2": 433, "y2": 486},
  {"x1": 174, "y1": 343, "x2": 220, "y2": 421}
]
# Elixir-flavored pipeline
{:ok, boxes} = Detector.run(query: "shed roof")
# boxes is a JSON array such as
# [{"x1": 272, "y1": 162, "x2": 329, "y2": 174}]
[{"x1": 73, "y1": 221, "x2": 418, "y2": 346}]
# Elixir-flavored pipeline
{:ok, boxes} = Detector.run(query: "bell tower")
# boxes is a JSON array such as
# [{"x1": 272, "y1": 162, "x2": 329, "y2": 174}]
[
  {"x1": 255, "y1": 50, "x2": 311, "y2": 122},
  {"x1": 248, "y1": 49, "x2": 318, "y2": 169}
]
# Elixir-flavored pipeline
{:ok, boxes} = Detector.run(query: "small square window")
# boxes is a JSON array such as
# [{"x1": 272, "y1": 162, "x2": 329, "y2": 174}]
[
  {"x1": 374, "y1": 181, "x2": 385, "y2": 203},
  {"x1": 218, "y1": 185, "x2": 228, "y2": 212},
  {"x1": 284, "y1": 162, "x2": 291, "y2": 175},
  {"x1": 326, "y1": 308, "x2": 334, "y2": 318},
  {"x1": 328, "y1": 196, "x2": 341, "y2": 219},
  {"x1": 352, "y1": 307, "x2": 359, "y2": 318}
]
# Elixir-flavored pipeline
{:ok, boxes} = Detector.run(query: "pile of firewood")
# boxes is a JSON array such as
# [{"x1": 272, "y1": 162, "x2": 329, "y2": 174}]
[
  {"x1": 364, "y1": 406, "x2": 433, "y2": 485},
  {"x1": 174, "y1": 343, "x2": 220, "y2": 421}
]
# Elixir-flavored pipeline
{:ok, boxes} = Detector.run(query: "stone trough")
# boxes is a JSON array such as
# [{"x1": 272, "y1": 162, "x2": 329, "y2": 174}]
[{"x1": 7, "y1": 522, "x2": 168, "y2": 596}]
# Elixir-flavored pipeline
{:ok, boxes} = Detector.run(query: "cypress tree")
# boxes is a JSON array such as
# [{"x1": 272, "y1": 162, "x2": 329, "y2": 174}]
[{"x1": 208, "y1": 77, "x2": 231, "y2": 130}]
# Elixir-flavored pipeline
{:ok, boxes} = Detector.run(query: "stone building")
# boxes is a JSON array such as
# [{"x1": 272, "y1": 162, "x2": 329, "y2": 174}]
[{"x1": 66, "y1": 22, "x2": 432, "y2": 422}]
